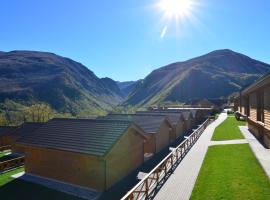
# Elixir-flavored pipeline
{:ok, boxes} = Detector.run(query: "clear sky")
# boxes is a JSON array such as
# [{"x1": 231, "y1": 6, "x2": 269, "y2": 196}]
[{"x1": 0, "y1": 0, "x2": 269, "y2": 81}]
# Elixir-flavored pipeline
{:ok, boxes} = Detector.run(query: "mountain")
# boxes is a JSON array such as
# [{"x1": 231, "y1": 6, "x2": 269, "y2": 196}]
[
  {"x1": 124, "y1": 49, "x2": 270, "y2": 106},
  {"x1": 117, "y1": 80, "x2": 141, "y2": 98},
  {"x1": 0, "y1": 50, "x2": 123, "y2": 115}
]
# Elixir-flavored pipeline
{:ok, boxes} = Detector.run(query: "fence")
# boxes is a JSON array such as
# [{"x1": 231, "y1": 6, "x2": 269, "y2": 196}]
[
  {"x1": 0, "y1": 156, "x2": 25, "y2": 173},
  {"x1": 121, "y1": 118, "x2": 212, "y2": 200},
  {"x1": 0, "y1": 145, "x2": 11, "y2": 152}
]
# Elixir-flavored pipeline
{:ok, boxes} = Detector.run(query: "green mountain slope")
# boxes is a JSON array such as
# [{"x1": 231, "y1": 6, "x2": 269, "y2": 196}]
[
  {"x1": 124, "y1": 49, "x2": 270, "y2": 106},
  {"x1": 0, "y1": 51, "x2": 123, "y2": 115}
]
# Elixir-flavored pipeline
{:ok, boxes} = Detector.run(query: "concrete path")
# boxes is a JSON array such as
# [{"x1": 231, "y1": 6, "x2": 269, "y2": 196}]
[
  {"x1": 153, "y1": 113, "x2": 227, "y2": 200},
  {"x1": 240, "y1": 126, "x2": 270, "y2": 179},
  {"x1": 209, "y1": 139, "x2": 248, "y2": 146}
]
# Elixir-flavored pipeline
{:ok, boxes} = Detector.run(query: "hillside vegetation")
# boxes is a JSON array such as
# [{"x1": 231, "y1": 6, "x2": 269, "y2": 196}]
[{"x1": 124, "y1": 49, "x2": 270, "y2": 106}]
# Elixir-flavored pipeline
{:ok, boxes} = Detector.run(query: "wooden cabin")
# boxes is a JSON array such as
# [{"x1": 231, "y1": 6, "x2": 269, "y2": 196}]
[
  {"x1": 190, "y1": 110, "x2": 210, "y2": 124},
  {"x1": 99, "y1": 114, "x2": 171, "y2": 154},
  {"x1": 4, "y1": 122, "x2": 43, "y2": 152},
  {"x1": 16, "y1": 119, "x2": 146, "y2": 192},
  {"x1": 181, "y1": 111, "x2": 194, "y2": 132},
  {"x1": 236, "y1": 72, "x2": 270, "y2": 148},
  {"x1": 0, "y1": 126, "x2": 17, "y2": 148},
  {"x1": 136, "y1": 111, "x2": 186, "y2": 142}
]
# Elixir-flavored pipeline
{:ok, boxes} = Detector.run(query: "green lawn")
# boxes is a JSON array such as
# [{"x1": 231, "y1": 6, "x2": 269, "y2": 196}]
[
  {"x1": 0, "y1": 167, "x2": 24, "y2": 186},
  {"x1": 190, "y1": 144, "x2": 270, "y2": 200},
  {"x1": 0, "y1": 168, "x2": 84, "y2": 200},
  {"x1": 211, "y1": 116, "x2": 246, "y2": 140}
]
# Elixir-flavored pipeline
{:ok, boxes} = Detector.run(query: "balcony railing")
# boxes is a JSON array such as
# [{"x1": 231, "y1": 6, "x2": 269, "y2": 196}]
[
  {"x1": 0, "y1": 156, "x2": 25, "y2": 173},
  {"x1": 121, "y1": 118, "x2": 212, "y2": 200}
]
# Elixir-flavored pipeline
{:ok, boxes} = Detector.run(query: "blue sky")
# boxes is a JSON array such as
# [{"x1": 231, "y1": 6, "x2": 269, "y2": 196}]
[{"x1": 1, "y1": 0, "x2": 270, "y2": 81}]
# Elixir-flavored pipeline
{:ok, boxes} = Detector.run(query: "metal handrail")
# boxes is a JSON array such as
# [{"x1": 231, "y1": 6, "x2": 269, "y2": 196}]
[{"x1": 121, "y1": 118, "x2": 212, "y2": 200}]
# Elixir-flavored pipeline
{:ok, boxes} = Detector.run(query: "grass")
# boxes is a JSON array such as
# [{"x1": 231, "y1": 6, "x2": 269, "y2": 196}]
[
  {"x1": 190, "y1": 144, "x2": 270, "y2": 200},
  {"x1": 211, "y1": 115, "x2": 246, "y2": 140},
  {"x1": 0, "y1": 168, "x2": 84, "y2": 200},
  {"x1": 0, "y1": 167, "x2": 24, "y2": 186}
]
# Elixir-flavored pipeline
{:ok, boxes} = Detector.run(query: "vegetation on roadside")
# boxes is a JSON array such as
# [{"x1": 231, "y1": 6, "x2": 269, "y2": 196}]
[
  {"x1": 211, "y1": 115, "x2": 246, "y2": 140},
  {"x1": 190, "y1": 144, "x2": 270, "y2": 200}
]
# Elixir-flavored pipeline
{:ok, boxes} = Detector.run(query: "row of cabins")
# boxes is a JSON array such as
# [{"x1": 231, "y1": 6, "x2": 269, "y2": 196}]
[
  {"x1": 234, "y1": 71, "x2": 270, "y2": 148},
  {"x1": 0, "y1": 109, "x2": 210, "y2": 198}
]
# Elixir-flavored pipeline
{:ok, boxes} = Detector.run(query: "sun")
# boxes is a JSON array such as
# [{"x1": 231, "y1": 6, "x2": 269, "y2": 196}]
[
  {"x1": 156, "y1": 0, "x2": 197, "y2": 38},
  {"x1": 159, "y1": 0, "x2": 193, "y2": 19}
]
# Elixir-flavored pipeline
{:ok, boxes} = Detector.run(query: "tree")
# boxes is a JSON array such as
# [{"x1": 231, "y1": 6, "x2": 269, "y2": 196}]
[
  {"x1": 0, "y1": 113, "x2": 8, "y2": 126},
  {"x1": 23, "y1": 103, "x2": 54, "y2": 122}
]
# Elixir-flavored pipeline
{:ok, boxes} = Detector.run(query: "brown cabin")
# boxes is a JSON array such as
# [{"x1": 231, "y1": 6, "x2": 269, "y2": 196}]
[
  {"x1": 181, "y1": 111, "x2": 195, "y2": 132},
  {"x1": 136, "y1": 111, "x2": 186, "y2": 142},
  {"x1": 0, "y1": 126, "x2": 17, "y2": 148},
  {"x1": 15, "y1": 119, "x2": 146, "y2": 192},
  {"x1": 236, "y1": 72, "x2": 270, "y2": 148},
  {"x1": 4, "y1": 122, "x2": 44, "y2": 151},
  {"x1": 99, "y1": 114, "x2": 171, "y2": 154}
]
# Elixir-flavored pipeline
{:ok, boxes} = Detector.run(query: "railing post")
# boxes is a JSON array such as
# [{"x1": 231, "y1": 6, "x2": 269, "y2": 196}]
[{"x1": 145, "y1": 179, "x2": 149, "y2": 197}]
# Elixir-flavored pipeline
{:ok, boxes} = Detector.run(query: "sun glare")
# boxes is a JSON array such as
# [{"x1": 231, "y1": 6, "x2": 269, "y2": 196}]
[
  {"x1": 159, "y1": 0, "x2": 193, "y2": 19},
  {"x1": 156, "y1": 0, "x2": 198, "y2": 38}
]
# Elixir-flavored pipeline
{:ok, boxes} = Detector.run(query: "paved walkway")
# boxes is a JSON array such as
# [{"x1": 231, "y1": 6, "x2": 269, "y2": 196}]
[
  {"x1": 153, "y1": 113, "x2": 227, "y2": 200},
  {"x1": 209, "y1": 139, "x2": 248, "y2": 146},
  {"x1": 240, "y1": 126, "x2": 270, "y2": 179}
]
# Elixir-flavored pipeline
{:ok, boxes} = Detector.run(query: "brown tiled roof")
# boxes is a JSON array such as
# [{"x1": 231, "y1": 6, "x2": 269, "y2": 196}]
[
  {"x1": 11, "y1": 122, "x2": 44, "y2": 138},
  {"x1": 135, "y1": 111, "x2": 185, "y2": 125},
  {"x1": 17, "y1": 118, "x2": 138, "y2": 156},
  {"x1": 99, "y1": 114, "x2": 169, "y2": 133},
  {"x1": 0, "y1": 126, "x2": 17, "y2": 136}
]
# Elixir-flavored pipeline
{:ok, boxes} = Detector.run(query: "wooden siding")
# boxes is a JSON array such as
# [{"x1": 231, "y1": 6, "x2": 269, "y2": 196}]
[
  {"x1": 105, "y1": 128, "x2": 144, "y2": 189},
  {"x1": 155, "y1": 121, "x2": 170, "y2": 153},
  {"x1": 169, "y1": 127, "x2": 176, "y2": 142},
  {"x1": 175, "y1": 120, "x2": 184, "y2": 139},
  {"x1": 144, "y1": 135, "x2": 156, "y2": 154},
  {"x1": 14, "y1": 127, "x2": 145, "y2": 192},
  {"x1": 264, "y1": 87, "x2": 270, "y2": 129},
  {"x1": 249, "y1": 93, "x2": 257, "y2": 121},
  {"x1": 15, "y1": 144, "x2": 106, "y2": 191}
]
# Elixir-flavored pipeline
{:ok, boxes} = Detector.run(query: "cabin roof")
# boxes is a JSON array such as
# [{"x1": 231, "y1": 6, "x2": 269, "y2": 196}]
[
  {"x1": 11, "y1": 122, "x2": 44, "y2": 138},
  {"x1": 135, "y1": 111, "x2": 184, "y2": 125},
  {"x1": 242, "y1": 71, "x2": 270, "y2": 95},
  {"x1": 0, "y1": 126, "x2": 17, "y2": 136},
  {"x1": 99, "y1": 114, "x2": 168, "y2": 133},
  {"x1": 17, "y1": 118, "x2": 138, "y2": 157}
]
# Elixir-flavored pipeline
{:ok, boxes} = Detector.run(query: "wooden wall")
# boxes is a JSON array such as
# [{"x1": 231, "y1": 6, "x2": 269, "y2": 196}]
[
  {"x1": 249, "y1": 92, "x2": 257, "y2": 121},
  {"x1": 169, "y1": 126, "x2": 176, "y2": 142},
  {"x1": 175, "y1": 119, "x2": 184, "y2": 139},
  {"x1": 15, "y1": 144, "x2": 106, "y2": 191},
  {"x1": 105, "y1": 128, "x2": 144, "y2": 189},
  {"x1": 155, "y1": 121, "x2": 170, "y2": 153},
  {"x1": 15, "y1": 127, "x2": 145, "y2": 192},
  {"x1": 144, "y1": 135, "x2": 156, "y2": 154},
  {"x1": 264, "y1": 87, "x2": 270, "y2": 129}
]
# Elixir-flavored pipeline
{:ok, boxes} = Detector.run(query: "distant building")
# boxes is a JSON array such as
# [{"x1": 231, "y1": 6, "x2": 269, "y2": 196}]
[
  {"x1": 235, "y1": 72, "x2": 270, "y2": 148},
  {"x1": 135, "y1": 111, "x2": 187, "y2": 142},
  {"x1": 99, "y1": 114, "x2": 171, "y2": 154},
  {"x1": 16, "y1": 119, "x2": 146, "y2": 192}
]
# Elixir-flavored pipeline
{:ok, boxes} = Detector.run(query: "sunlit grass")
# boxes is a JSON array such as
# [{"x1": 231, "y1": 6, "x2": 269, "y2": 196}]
[
  {"x1": 190, "y1": 144, "x2": 270, "y2": 200},
  {"x1": 211, "y1": 116, "x2": 246, "y2": 140}
]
